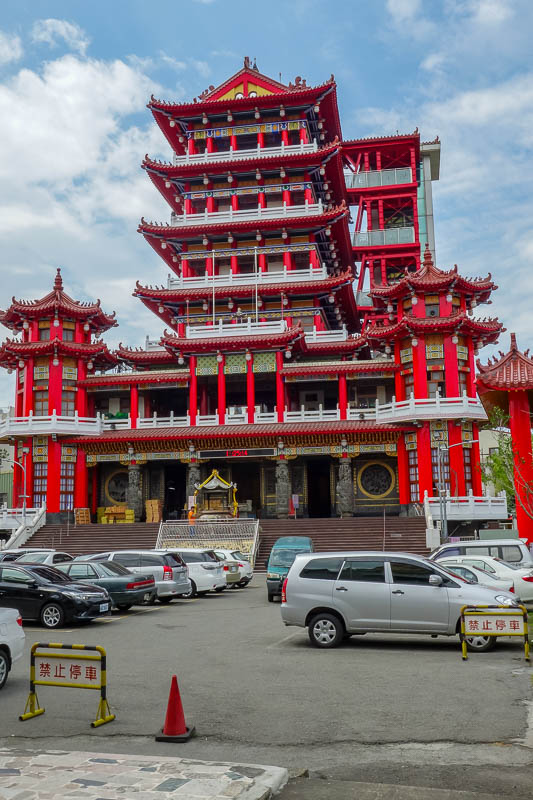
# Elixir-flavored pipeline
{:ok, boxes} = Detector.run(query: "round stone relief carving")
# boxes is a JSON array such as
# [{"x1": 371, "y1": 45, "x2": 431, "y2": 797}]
[
  {"x1": 359, "y1": 463, "x2": 394, "y2": 498},
  {"x1": 105, "y1": 470, "x2": 128, "y2": 504}
]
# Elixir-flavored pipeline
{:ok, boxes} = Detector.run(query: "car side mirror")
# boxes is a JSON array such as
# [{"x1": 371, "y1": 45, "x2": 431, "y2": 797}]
[{"x1": 429, "y1": 574, "x2": 443, "y2": 587}]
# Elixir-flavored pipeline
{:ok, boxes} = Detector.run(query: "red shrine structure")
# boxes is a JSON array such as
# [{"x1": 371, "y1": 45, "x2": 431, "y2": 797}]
[{"x1": 0, "y1": 59, "x2": 508, "y2": 528}]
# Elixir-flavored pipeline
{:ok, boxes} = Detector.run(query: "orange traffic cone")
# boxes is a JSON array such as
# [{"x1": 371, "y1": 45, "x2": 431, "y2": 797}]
[{"x1": 155, "y1": 675, "x2": 195, "y2": 742}]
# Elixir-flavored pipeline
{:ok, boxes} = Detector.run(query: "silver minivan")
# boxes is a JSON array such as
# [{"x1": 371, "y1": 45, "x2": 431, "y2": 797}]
[
  {"x1": 280, "y1": 551, "x2": 517, "y2": 650},
  {"x1": 78, "y1": 550, "x2": 191, "y2": 602}
]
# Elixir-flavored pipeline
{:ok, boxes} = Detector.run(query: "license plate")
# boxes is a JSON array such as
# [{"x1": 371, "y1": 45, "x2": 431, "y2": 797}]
[{"x1": 100, "y1": 603, "x2": 109, "y2": 612}]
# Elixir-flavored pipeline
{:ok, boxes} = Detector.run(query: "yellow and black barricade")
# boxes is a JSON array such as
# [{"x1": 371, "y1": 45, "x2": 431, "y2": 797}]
[
  {"x1": 20, "y1": 642, "x2": 115, "y2": 727},
  {"x1": 459, "y1": 604, "x2": 530, "y2": 662}
]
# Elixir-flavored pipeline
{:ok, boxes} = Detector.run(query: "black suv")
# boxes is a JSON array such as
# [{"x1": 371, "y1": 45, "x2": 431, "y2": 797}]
[{"x1": 0, "y1": 563, "x2": 111, "y2": 628}]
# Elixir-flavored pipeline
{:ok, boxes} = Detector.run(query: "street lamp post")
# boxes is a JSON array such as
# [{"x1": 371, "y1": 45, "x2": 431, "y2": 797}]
[
  {"x1": 0, "y1": 446, "x2": 30, "y2": 528},
  {"x1": 438, "y1": 439, "x2": 479, "y2": 542}
]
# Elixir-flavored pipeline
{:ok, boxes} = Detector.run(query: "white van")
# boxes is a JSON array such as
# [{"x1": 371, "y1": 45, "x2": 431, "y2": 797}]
[{"x1": 430, "y1": 539, "x2": 532, "y2": 567}]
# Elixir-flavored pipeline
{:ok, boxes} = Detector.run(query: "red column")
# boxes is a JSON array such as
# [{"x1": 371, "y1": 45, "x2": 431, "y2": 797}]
[
  {"x1": 339, "y1": 374, "x2": 348, "y2": 420},
  {"x1": 189, "y1": 356, "x2": 197, "y2": 424},
  {"x1": 22, "y1": 359, "x2": 34, "y2": 415},
  {"x1": 90, "y1": 465, "x2": 98, "y2": 515},
  {"x1": 394, "y1": 341, "x2": 405, "y2": 401},
  {"x1": 471, "y1": 422, "x2": 484, "y2": 497},
  {"x1": 397, "y1": 434, "x2": 410, "y2": 505},
  {"x1": 48, "y1": 357, "x2": 62, "y2": 414},
  {"x1": 258, "y1": 253, "x2": 267, "y2": 272},
  {"x1": 15, "y1": 368, "x2": 23, "y2": 416},
  {"x1": 281, "y1": 129, "x2": 289, "y2": 145},
  {"x1": 282, "y1": 188, "x2": 292, "y2": 206},
  {"x1": 23, "y1": 442, "x2": 33, "y2": 509},
  {"x1": 130, "y1": 384, "x2": 139, "y2": 428},
  {"x1": 246, "y1": 355, "x2": 255, "y2": 423},
  {"x1": 444, "y1": 335, "x2": 459, "y2": 397},
  {"x1": 276, "y1": 351, "x2": 285, "y2": 422},
  {"x1": 74, "y1": 449, "x2": 88, "y2": 508},
  {"x1": 448, "y1": 423, "x2": 465, "y2": 497},
  {"x1": 231, "y1": 194, "x2": 239, "y2": 211},
  {"x1": 231, "y1": 242, "x2": 239, "y2": 274},
  {"x1": 46, "y1": 437, "x2": 62, "y2": 513},
  {"x1": 199, "y1": 382, "x2": 208, "y2": 416},
  {"x1": 206, "y1": 136, "x2": 215, "y2": 153},
  {"x1": 412, "y1": 336, "x2": 428, "y2": 398},
  {"x1": 217, "y1": 355, "x2": 226, "y2": 425},
  {"x1": 144, "y1": 393, "x2": 151, "y2": 419},
  {"x1": 258, "y1": 190, "x2": 266, "y2": 208},
  {"x1": 417, "y1": 423, "x2": 433, "y2": 501},
  {"x1": 466, "y1": 336, "x2": 477, "y2": 397},
  {"x1": 76, "y1": 359, "x2": 87, "y2": 416}
]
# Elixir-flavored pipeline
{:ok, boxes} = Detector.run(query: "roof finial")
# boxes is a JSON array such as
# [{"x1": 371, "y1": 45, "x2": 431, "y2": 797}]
[
  {"x1": 252, "y1": 57, "x2": 258, "y2": 70},
  {"x1": 422, "y1": 242, "x2": 433, "y2": 270},
  {"x1": 54, "y1": 268, "x2": 63, "y2": 292},
  {"x1": 510, "y1": 332, "x2": 518, "y2": 351},
  {"x1": 243, "y1": 56, "x2": 251, "y2": 69}
]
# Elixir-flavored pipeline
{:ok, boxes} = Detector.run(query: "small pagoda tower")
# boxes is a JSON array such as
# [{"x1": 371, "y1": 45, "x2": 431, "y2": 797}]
[
  {"x1": 363, "y1": 244, "x2": 503, "y2": 504},
  {"x1": 477, "y1": 334, "x2": 533, "y2": 543},
  {"x1": 0, "y1": 270, "x2": 116, "y2": 519}
]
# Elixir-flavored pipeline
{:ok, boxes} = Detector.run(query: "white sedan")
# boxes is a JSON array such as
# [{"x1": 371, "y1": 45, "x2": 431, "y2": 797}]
[
  {"x1": 213, "y1": 549, "x2": 254, "y2": 587},
  {"x1": 442, "y1": 554, "x2": 533, "y2": 601},
  {"x1": 437, "y1": 557, "x2": 514, "y2": 593},
  {"x1": 0, "y1": 607, "x2": 25, "y2": 689}
]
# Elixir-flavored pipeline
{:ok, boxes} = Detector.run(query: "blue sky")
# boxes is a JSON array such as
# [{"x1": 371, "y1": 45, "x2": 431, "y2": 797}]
[{"x1": 0, "y1": 0, "x2": 532, "y2": 405}]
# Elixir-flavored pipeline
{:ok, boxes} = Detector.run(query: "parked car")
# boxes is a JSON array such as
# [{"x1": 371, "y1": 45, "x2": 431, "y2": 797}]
[
  {"x1": 74, "y1": 550, "x2": 190, "y2": 602},
  {"x1": 266, "y1": 536, "x2": 314, "y2": 602},
  {"x1": 280, "y1": 551, "x2": 516, "y2": 651},
  {"x1": 165, "y1": 549, "x2": 226, "y2": 597},
  {"x1": 0, "y1": 607, "x2": 25, "y2": 689},
  {"x1": 55, "y1": 560, "x2": 156, "y2": 610},
  {"x1": 436, "y1": 557, "x2": 515, "y2": 593},
  {"x1": 434, "y1": 554, "x2": 533, "y2": 601},
  {"x1": 431, "y1": 539, "x2": 533, "y2": 567},
  {"x1": 0, "y1": 548, "x2": 58, "y2": 563},
  {"x1": 213, "y1": 549, "x2": 254, "y2": 587},
  {"x1": 14, "y1": 550, "x2": 73, "y2": 565},
  {"x1": 212, "y1": 551, "x2": 241, "y2": 588},
  {"x1": 0, "y1": 563, "x2": 111, "y2": 629}
]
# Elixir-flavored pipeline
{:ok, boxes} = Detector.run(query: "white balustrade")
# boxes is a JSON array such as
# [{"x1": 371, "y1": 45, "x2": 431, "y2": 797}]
[
  {"x1": 173, "y1": 139, "x2": 318, "y2": 166},
  {"x1": 196, "y1": 414, "x2": 219, "y2": 426},
  {"x1": 137, "y1": 413, "x2": 190, "y2": 428},
  {"x1": 0, "y1": 411, "x2": 102, "y2": 437},
  {"x1": 284, "y1": 405, "x2": 340, "y2": 422},
  {"x1": 345, "y1": 167, "x2": 413, "y2": 189},
  {"x1": 102, "y1": 416, "x2": 131, "y2": 430},
  {"x1": 2, "y1": 505, "x2": 47, "y2": 550},
  {"x1": 171, "y1": 200, "x2": 323, "y2": 227},
  {"x1": 305, "y1": 325, "x2": 349, "y2": 343},
  {"x1": 255, "y1": 410, "x2": 277, "y2": 423},
  {"x1": 375, "y1": 393, "x2": 487, "y2": 423},
  {"x1": 168, "y1": 264, "x2": 327, "y2": 290},
  {"x1": 353, "y1": 226, "x2": 415, "y2": 247},
  {"x1": 185, "y1": 318, "x2": 287, "y2": 339},
  {"x1": 425, "y1": 491, "x2": 508, "y2": 521}
]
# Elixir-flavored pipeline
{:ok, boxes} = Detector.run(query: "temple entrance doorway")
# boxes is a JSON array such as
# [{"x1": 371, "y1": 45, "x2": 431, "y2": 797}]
[
  {"x1": 229, "y1": 461, "x2": 261, "y2": 518},
  {"x1": 307, "y1": 457, "x2": 332, "y2": 518},
  {"x1": 163, "y1": 462, "x2": 187, "y2": 520}
]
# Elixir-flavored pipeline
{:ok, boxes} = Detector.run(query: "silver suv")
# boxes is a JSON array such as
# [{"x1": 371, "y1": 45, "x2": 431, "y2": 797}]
[{"x1": 280, "y1": 551, "x2": 516, "y2": 651}]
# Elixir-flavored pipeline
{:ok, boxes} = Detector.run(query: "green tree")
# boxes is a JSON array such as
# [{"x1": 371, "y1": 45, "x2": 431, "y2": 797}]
[{"x1": 481, "y1": 408, "x2": 533, "y2": 518}]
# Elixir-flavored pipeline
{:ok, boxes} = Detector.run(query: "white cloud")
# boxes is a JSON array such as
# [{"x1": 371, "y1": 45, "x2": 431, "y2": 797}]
[
  {"x1": 0, "y1": 30, "x2": 23, "y2": 65},
  {"x1": 386, "y1": 0, "x2": 421, "y2": 23},
  {"x1": 468, "y1": 0, "x2": 514, "y2": 24},
  {"x1": 31, "y1": 19, "x2": 90, "y2": 55}
]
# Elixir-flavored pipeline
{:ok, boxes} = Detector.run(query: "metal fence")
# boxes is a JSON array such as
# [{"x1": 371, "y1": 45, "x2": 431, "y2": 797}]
[{"x1": 156, "y1": 519, "x2": 260, "y2": 566}]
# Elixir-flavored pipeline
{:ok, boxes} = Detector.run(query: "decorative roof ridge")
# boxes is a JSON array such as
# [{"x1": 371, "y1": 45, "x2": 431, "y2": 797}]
[
  {"x1": 477, "y1": 332, "x2": 533, "y2": 376},
  {"x1": 342, "y1": 129, "x2": 419, "y2": 145}
]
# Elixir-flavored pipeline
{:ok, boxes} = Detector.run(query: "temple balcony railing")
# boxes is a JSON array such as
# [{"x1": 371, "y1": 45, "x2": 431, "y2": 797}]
[
  {"x1": 353, "y1": 226, "x2": 416, "y2": 247},
  {"x1": 304, "y1": 325, "x2": 350, "y2": 343},
  {"x1": 345, "y1": 167, "x2": 413, "y2": 189},
  {"x1": 424, "y1": 491, "x2": 508, "y2": 522},
  {"x1": 167, "y1": 264, "x2": 328, "y2": 290},
  {"x1": 170, "y1": 200, "x2": 324, "y2": 227},
  {"x1": 185, "y1": 318, "x2": 287, "y2": 339},
  {"x1": 101, "y1": 416, "x2": 132, "y2": 430},
  {"x1": 374, "y1": 392, "x2": 487, "y2": 423},
  {"x1": 0, "y1": 411, "x2": 103, "y2": 438},
  {"x1": 173, "y1": 139, "x2": 318, "y2": 166}
]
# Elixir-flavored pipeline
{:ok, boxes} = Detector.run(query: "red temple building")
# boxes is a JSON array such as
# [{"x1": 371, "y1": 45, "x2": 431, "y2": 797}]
[{"x1": 0, "y1": 59, "x2": 510, "y2": 533}]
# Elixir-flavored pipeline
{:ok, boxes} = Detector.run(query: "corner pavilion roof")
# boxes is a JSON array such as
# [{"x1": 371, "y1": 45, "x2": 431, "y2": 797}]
[
  {"x1": 364, "y1": 309, "x2": 503, "y2": 344},
  {"x1": 0, "y1": 337, "x2": 117, "y2": 371},
  {"x1": 477, "y1": 333, "x2": 533, "y2": 391},
  {"x1": 0, "y1": 269, "x2": 117, "y2": 333}
]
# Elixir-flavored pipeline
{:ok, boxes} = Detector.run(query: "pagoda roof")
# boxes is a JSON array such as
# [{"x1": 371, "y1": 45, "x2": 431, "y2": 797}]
[
  {"x1": 80, "y1": 369, "x2": 190, "y2": 387},
  {"x1": 0, "y1": 337, "x2": 117, "y2": 370},
  {"x1": 281, "y1": 358, "x2": 398, "y2": 376},
  {"x1": 364, "y1": 309, "x2": 503, "y2": 343},
  {"x1": 69, "y1": 419, "x2": 408, "y2": 449},
  {"x1": 115, "y1": 344, "x2": 176, "y2": 367},
  {"x1": 0, "y1": 269, "x2": 117, "y2": 333},
  {"x1": 342, "y1": 131, "x2": 421, "y2": 147},
  {"x1": 370, "y1": 244, "x2": 496, "y2": 302},
  {"x1": 160, "y1": 324, "x2": 304, "y2": 355},
  {"x1": 477, "y1": 333, "x2": 533, "y2": 391},
  {"x1": 303, "y1": 335, "x2": 367, "y2": 355}
]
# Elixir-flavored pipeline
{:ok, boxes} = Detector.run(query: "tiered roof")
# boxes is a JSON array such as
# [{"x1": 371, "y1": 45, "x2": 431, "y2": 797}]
[
  {"x1": 364, "y1": 310, "x2": 503, "y2": 344},
  {"x1": 0, "y1": 337, "x2": 117, "y2": 371},
  {"x1": 477, "y1": 333, "x2": 533, "y2": 391},
  {"x1": 0, "y1": 269, "x2": 117, "y2": 333}
]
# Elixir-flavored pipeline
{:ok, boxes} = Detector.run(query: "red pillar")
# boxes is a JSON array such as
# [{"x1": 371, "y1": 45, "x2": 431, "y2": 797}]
[
  {"x1": 412, "y1": 336, "x2": 428, "y2": 398},
  {"x1": 46, "y1": 437, "x2": 62, "y2": 513},
  {"x1": 417, "y1": 423, "x2": 433, "y2": 502},
  {"x1": 74, "y1": 449, "x2": 88, "y2": 508},
  {"x1": 76, "y1": 359, "x2": 87, "y2": 416},
  {"x1": 444, "y1": 335, "x2": 459, "y2": 397},
  {"x1": 448, "y1": 423, "x2": 465, "y2": 497},
  {"x1": 470, "y1": 423, "x2": 483, "y2": 496},
  {"x1": 339, "y1": 374, "x2": 348, "y2": 420},
  {"x1": 276, "y1": 351, "x2": 285, "y2": 422},
  {"x1": 466, "y1": 336, "x2": 477, "y2": 397},
  {"x1": 397, "y1": 434, "x2": 410, "y2": 505},
  {"x1": 130, "y1": 384, "x2": 139, "y2": 428},
  {"x1": 189, "y1": 356, "x2": 197, "y2": 424},
  {"x1": 217, "y1": 355, "x2": 226, "y2": 425},
  {"x1": 394, "y1": 341, "x2": 405, "y2": 401},
  {"x1": 48, "y1": 357, "x2": 62, "y2": 415},
  {"x1": 90, "y1": 465, "x2": 98, "y2": 515},
  {"x1": 246, "y1": 355, "x2": 255, "y2": 423},
  {"x1": 22, "y1": 359, "x2": 34, "y2": 415},
  {"x1": 199, "y1": 382, "x2": 208, "y2": 416},
  {"x1": 23, "y1": 442, "x2": 33, "y2": 509}
]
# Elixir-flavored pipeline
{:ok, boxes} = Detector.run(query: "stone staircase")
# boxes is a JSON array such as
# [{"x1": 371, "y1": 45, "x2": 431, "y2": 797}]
[{"x1": 26, "y1": 516, "x2": 429, "y2": 565}]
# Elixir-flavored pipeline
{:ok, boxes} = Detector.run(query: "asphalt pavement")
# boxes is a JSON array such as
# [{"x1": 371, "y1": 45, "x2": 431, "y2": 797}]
[{"x1": 1, "y1": 576, "x2": 532, "y2": 797}]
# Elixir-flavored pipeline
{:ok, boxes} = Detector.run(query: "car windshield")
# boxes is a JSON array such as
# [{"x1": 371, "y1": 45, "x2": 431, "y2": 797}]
[
  {"x1": 270, "y1": 549, "x2": 308, "y2": 568},
  {"x1": 14, "y1": 551, "x2": 50, "y2": 563},
  {"x1": 26, "y1": 566, "x2": 71, "y2": 584},
  {"x1": 178, "y1": 551, "x2": 211, "y2": 563},
  {"x1": 232, "y1": 551, "x2": 247, "y2": 561},
  {"x1": 98, "y1": 562, "x2": 130, "y2": 576},
  {"x1": 164, "y1": 553, "x2": 186, "y2": 567}
]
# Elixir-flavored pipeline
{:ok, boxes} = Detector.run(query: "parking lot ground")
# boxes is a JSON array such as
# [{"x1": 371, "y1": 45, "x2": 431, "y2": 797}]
[{"x1": 1, "y1": 576, "x2": 532, "y2": 797}]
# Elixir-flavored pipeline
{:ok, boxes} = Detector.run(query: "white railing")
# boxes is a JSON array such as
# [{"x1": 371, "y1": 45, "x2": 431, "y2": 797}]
[
  {"x1": 285, "y1": 405, "x2": 340, "y2": 422},
  {"x1": 353, "y1": 226, "x2": 415, "y2": 247},
  {"x1": 375, "y1": 393, "x2": 487, "y2": 423},
  {"x1": 137, "y1": 413, "x2": 190, "y2": 428},
  {"x1": 186, "y1": 318, "x2": 287, "y2": 339},
  {"x1": 2, "y1": 505, "x2": 46, "y2": 550},
  {"x1": 168, "y1": 264, "x2": 327, "y2": 290},
  {"x1": 156, "y1": 519, "x2": 260, "y2": 566},
  {"x1": 255, "y1": 410, "x2": 277, "y2": 423},
  {"x1": 173, "y1": 139, "x2": 318, "y2": 165},
  {"x1": 197, "y1": 414, "x2": 219, "y2": 426},
  {"x1": 102, "y1": 416, "x2": 131, "y2": 430},
  {"x1": 145, "y1": 336, "x2": 165, "y2": 351},
  {"x1": 171, "y1": 200, "x2": 324, "y2": 227},
  {"x1": 424, "y1": 491, "x2": 508, "y2": 522},
  {"x1": 305, "y1": 325, "x2": 349, "y2": 343},
  {"x1": 0, "y1": 411, "x2": 102, "y2": 437},
  {"x1": 345, "y1": 167, "x2": 413, "y2": 189}
]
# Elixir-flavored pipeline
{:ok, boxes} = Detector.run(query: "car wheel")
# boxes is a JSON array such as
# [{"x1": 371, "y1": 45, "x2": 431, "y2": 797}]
[
  {"x1": 237, "y1": 581, "x2": 247, "y2": 588},
  {"x1": 116, "y1": 603, "x2": 133, "y2": 611},
  {"x1": 308, "y1": 613, "x2": 344, "y2": 648},
  {"x1": 182, "y1": 581, "x2": 197, "y2": 599},
  {"x1": 40, "y1": 603, "x2": 65, "y2": 629},
  {"x1": 465, "y1": 635, "x2": 497, "y2": 653},
  {"x1": 0, "y1": 649, "x2": 9, "y2": 690},
  {"x1": 158, "y1": 597, "x2": 174, "y2": 604},
  {"x1": 214, "y1": 587, "x2": 225, "y2": 593}
]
